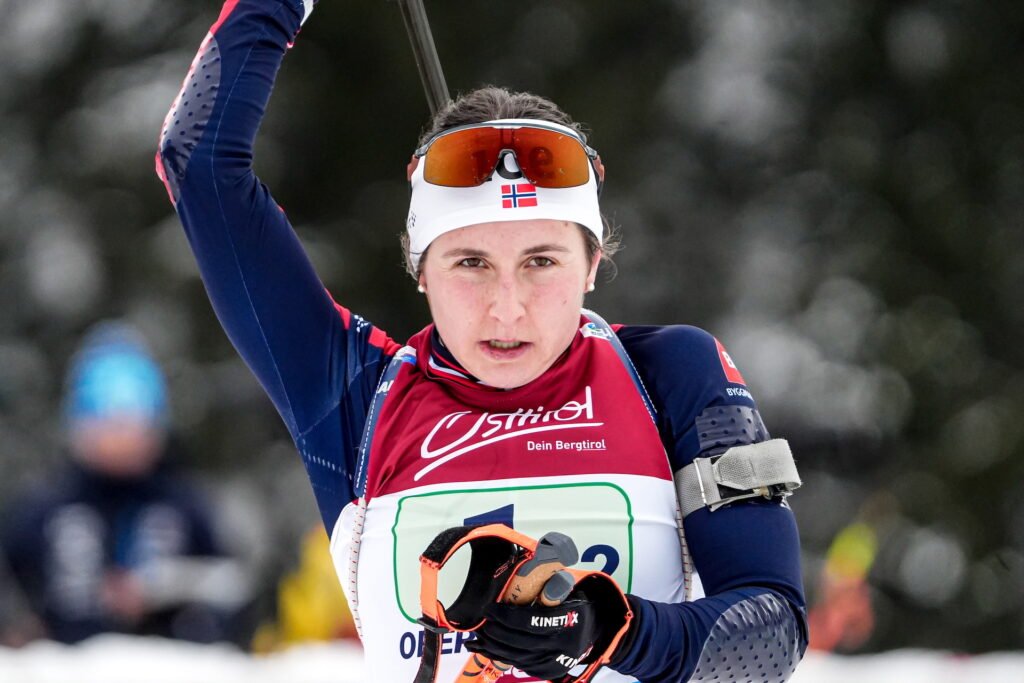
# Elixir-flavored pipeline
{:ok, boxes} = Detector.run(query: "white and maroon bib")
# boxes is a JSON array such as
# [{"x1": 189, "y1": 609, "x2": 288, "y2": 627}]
[{"x1": 332, "y1": 315, "x2": 691, "y2": 682}]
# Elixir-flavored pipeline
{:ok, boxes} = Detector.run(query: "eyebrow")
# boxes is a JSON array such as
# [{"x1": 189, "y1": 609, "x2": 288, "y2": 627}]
[
  {"x1": 440, "y1": 244, "x2": 571, "y2": 259},
  {"x1": 524, "y1": 243, "x2": 571, "y2": 255}
]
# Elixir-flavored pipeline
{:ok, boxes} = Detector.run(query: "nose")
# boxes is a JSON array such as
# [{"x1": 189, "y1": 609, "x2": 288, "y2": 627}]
[{"x1": 488, "y1": 273, "x2": 527, "y2": 327}]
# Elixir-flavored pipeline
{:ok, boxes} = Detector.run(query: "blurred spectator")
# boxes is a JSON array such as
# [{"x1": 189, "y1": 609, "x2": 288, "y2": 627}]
[
  {"x1": 807, "y1": 520, "x2": 877, "y2": 652},
  {"x1": 807, "y1": 493, "x2": 897, "y2": 653},
  {"x1": 0, "y1": 321, "x2": 251, "y2": 645},
  {"x1": 251, "y1": 525, "x2": 358, "y2": 653}
]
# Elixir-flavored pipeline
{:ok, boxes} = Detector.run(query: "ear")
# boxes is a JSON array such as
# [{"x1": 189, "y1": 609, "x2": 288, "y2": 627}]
[
  {"x1": 586, "y1": 249, "x2": 601, "y2": 291},
  {"x1": 593, "y1": 155, "x2": 606, "y2": 184},
  {"x1": 407, "y1": 155, "x2": 420, "y2": 182}
]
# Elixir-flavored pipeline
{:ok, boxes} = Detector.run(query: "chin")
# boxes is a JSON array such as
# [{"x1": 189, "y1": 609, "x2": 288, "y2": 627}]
[{"x1": 476, "y1": 365, "x2": 541, "y2": 390}]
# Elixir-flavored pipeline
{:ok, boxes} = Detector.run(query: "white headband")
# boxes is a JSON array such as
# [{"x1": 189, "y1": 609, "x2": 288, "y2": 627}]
[{"x1": 406, "y1": 119, "x2": 603, "y2": 270}]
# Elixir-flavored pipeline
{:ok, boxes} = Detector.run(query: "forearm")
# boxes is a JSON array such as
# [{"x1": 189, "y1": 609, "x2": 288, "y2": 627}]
[
  {"x1": 612, "y1": 588, "x2": 806, "y2": 683},
  {"x1": 155, "y1": 0, "x2": 398, "y2": 524},
  {"x1": 157, "y1": 0, "x2": 311, "y2": 205},
  {"x1": 611, "y1": 502, "x2": 807, "y2": 683},
  {"x1": 155, "y1": 0, "x2": 357, "y2": 436}
]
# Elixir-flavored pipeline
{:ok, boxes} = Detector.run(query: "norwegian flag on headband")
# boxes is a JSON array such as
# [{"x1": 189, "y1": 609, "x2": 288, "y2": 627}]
[{"x1": 501, "y1": 183, "x2": 538, "y2": 208}]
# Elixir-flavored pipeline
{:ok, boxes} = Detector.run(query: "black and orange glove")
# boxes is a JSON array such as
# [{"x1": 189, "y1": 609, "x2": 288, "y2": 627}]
[{"x1": 466, "y1": 574, "x2": 633, "y2": 682}]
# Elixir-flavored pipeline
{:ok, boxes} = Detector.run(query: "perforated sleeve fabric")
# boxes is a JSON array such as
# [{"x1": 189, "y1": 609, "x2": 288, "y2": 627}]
[
  {"x1": 690, "y1": 593, "x2": 803, "y2": 682},
  {"x1": 611, "y1": 326, "x2": 807, "y2": 682},
  {"x1": 156, "y1": 0, "x2": 400, "y2": 529}
]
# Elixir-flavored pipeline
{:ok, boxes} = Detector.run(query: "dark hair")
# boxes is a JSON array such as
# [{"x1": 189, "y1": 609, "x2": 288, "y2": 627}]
[
  {"x1": 403, "y1": 86, "x2": 621, "y2": 277},
  {"x1": 418, "y1": 86, "x2": 586, "y2": 146}
]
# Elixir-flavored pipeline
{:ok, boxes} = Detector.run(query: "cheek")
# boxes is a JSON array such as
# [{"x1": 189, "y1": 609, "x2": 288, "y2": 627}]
[
  {"x1": 539, "y1": 274, "x2": 585, "y2": 304},
  {"x1": 427, "y1": 279, "x2": 486, "y2": 333},
  {"x1": 444, "y1": 279, "x2": 490, "y2": 310},
  {"x1": 532, "y1": 278, "x2": 586, "y2": 325}
]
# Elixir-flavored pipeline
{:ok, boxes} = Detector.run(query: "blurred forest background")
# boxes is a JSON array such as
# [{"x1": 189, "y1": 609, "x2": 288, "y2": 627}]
[{"x1": 0, "y1": 0, "x2": 1022, "y2": 654}]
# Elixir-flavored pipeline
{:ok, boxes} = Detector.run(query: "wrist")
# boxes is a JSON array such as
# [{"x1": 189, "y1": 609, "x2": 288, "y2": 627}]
[
  {"x1": 607, "y1": 594, "x2": 644, "y2": 669},
  {"x1": 290, "y1": 0, "x2": 316, "y2": 27}
]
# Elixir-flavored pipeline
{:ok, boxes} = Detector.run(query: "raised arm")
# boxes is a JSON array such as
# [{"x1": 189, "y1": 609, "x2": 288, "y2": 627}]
[
  {"x1": 612, "y1": 325, "x2": 808, "y2": 683},
  {"x1": 156, "y1": 0, "x2": 399, "y2": 524}
]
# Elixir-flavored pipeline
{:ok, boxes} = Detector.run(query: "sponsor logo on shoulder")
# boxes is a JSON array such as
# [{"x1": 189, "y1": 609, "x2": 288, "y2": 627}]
[
  {"x1": 580, "y1": 322, "x2": 613, "y2": 340},
  {"x1": 715, "y1": 338, "x2": 746, "y2": 385},
  {"x1": 726, "y1": 387, "x2": 753, "y2": 400}
]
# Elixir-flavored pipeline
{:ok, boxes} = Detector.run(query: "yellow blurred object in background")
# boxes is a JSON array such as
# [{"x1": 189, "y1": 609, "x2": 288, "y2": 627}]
[
  {"x1": 808, "y1": 521, "x2": 879, "y2": 653},
  {"x1": 824, "y1": 523, "x2": 878, "y2": 580},
  {"x1": 252, "y1": 527, "x2": 359, "y2": 652}
]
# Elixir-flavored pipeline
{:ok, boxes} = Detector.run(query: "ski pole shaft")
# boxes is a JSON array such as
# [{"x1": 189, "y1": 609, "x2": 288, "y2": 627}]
[{"x1": 393, "y1": 0, "x2": 449, "y2": 115}]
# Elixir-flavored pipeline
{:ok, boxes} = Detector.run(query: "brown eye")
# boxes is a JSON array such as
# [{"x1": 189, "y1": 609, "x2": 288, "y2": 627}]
[
  {"x1": 458, "y1": 257, "x2": 484, "y2": 268},
  {"x1": 529, "y1": 256, "x2": 555, "y2": 267}
]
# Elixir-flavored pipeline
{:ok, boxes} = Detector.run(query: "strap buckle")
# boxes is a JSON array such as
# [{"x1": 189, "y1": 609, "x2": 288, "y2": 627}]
[{"x1": 415, "y1": 616, "x2": 449, "y2": 634}]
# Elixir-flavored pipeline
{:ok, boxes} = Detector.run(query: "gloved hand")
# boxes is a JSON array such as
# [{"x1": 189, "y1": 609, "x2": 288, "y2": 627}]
[{"x1": 466, "y1": 577, "x2": 632, "y2": 682}]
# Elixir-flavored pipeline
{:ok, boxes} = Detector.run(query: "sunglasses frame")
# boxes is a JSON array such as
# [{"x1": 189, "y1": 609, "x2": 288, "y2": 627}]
[{"x1": 413, "y1": 121, "x2": 602, "y2": 191}]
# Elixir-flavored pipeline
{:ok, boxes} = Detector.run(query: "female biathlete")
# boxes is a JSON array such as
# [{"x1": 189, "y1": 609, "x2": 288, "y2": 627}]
[{"x1": 157, "y1": 1, "x2": 808, "y2": 681}]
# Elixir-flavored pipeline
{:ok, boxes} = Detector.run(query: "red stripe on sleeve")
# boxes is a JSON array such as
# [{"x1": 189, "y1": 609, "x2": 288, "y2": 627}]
[
  {"x1": 210, "y1": 0, "x2": 242, "y2": 35},
  {"x1": 154, "y1": 152, "x2": 175, "y2": 206},
  {"x1": 333, "y1": 301, "x2": 352, "y2": 328},
  {"x1": 369, "y1": 326, "x2": 401, "y2": 354},
  {"x1": 328, "y1": 292, "x2": 401, "y2": 353}
]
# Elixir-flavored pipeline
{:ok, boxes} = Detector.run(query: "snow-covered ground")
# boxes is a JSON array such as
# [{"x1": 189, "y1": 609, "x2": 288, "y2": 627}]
[{"x1": 0, "y1": 636, "x2": 1021, "y2": 683}]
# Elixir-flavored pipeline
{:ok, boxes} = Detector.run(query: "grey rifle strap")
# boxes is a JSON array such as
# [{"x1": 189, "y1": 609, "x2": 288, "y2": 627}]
[{"x1": 675, "y1": 438, "x2": 802, "y2": 517}]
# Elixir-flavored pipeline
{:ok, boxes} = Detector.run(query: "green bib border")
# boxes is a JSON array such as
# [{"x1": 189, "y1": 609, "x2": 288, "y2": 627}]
[{"x1": 390, "y1": 482, "x2": 635, "y2": 624}]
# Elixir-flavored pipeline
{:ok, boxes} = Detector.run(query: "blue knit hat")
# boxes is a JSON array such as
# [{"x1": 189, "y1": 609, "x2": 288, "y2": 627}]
[{"x1": 64, "y1": 321, "x2": 168, "y2": 427}]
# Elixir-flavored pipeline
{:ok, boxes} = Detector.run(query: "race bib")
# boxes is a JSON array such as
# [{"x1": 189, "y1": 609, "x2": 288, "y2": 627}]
[{"x1": 391, "y1": 483, "x2": 634, "y2": 623}]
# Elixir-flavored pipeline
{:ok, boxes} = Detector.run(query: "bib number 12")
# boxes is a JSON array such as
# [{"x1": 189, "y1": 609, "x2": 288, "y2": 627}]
[{"x1": 464, "y1": 505, "x2": 620, "y2": 575}]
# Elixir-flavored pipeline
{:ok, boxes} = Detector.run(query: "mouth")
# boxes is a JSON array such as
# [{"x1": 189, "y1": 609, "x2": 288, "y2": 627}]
[
  {"x1": 487, "y1": 340, "x2": 523, "y2": 350},
  {"x1": 479, "y1": 339, "x2": 531, "y2": 360}
]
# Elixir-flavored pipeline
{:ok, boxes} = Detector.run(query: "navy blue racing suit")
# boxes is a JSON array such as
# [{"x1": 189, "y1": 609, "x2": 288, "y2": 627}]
[{"x1": 156, "y1": 1, "x2": 807, "y2": 679}]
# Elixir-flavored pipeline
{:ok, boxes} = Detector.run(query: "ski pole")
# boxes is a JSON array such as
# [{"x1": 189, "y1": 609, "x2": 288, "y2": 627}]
[{"x1": 392, "y1": 0, "x2": 449, "y2": 115}]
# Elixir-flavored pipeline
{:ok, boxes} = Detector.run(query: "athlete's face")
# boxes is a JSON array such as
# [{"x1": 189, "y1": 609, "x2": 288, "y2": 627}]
[{"x1": 419, "y1": 220, "x2": 600, "y2": 389}]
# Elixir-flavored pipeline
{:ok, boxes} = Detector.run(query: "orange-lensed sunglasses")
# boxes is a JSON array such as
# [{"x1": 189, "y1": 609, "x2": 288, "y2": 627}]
[{"x1": 412, "y1": 122, "x2": 603, "y2": 190}]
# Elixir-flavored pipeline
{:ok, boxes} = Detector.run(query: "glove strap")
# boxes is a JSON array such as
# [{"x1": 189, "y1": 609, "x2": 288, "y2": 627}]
[
  {"x1": 413, "y1": 616, "x2": 448, "y2": 683},
  {"x1": 554, "y1": 569, "x2": 634, "y2": 683},
  {"x1": 415, "y1": 524, "x2": 537, "y2": 683}
]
